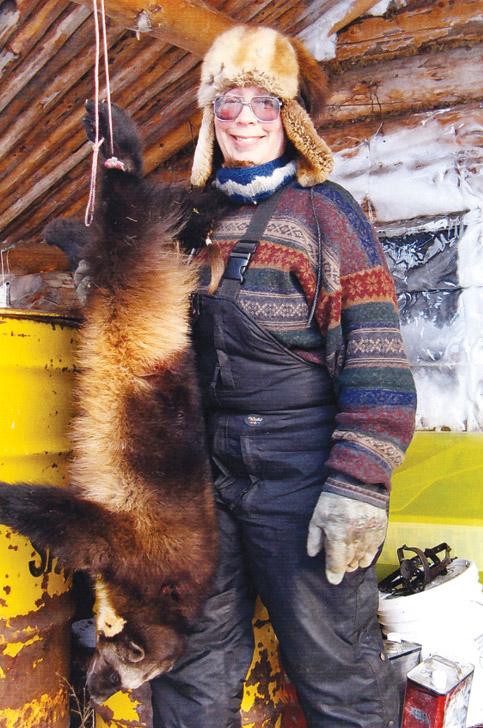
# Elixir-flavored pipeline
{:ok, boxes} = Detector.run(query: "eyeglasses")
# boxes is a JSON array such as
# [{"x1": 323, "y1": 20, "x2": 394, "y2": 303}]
[{"x1": 213, "y1": 95, "x2": 282, "y2": 122}]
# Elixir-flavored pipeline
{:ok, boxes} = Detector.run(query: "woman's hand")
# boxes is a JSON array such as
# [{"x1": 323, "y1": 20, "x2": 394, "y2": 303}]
[{"x1": 307, "y1": 492, "x2": 388, "y2": 585}]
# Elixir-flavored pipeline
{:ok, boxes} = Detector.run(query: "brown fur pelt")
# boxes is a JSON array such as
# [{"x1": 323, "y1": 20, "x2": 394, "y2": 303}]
[{"x1": 0, "y1": 102, "x2": 225, "y2": 704}]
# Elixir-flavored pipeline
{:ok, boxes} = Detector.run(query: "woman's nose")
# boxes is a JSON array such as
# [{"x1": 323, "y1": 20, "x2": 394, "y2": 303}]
[{"x1": 236, "y1": 102, "x2": 257, "y2": 123}]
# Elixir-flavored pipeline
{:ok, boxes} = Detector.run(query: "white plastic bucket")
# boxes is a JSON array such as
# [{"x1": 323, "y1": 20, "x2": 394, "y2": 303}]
[{"x1": 378, "y1": 559, "x2": 483, "y2": 727}]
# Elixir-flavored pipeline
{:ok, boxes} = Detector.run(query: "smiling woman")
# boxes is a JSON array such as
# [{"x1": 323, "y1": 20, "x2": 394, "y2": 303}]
[
  {"x1": 214, "y1": 85, "x2": 286, "y2": 167},
  {"x1": 150, "y1": 23, "x2": 417, "y2": 728}
]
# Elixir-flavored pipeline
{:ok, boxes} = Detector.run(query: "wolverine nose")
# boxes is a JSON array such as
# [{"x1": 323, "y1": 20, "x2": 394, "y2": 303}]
[
  {"x1": 87, "y1": 673, "x2": 120, "y2": 704},
  {"x1": 86, "y1": 655, "x2": 121, "y2": 703}
]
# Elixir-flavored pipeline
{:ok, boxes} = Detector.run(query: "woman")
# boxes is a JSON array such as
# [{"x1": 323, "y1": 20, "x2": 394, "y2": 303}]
[{"x1": 151, "y1": 25, "x2": 416, "y2": 728}]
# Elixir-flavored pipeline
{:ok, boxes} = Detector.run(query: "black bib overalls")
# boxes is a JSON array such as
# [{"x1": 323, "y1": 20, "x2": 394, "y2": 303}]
[{"x1": 151, "y1": 207, "x2": 399, "y2": 728}]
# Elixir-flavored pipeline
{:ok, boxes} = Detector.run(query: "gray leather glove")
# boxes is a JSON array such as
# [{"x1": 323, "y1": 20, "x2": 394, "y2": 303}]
[
  {"x1": 73, "y1": 259, "x2": 92, "y2": 305},
  {"x1": 307, "y1": 492, "x2": 388, "y2": 585}
]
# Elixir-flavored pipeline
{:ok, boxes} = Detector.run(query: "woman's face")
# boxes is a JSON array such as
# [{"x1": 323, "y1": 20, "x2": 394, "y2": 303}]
[{"x1": 214, "y1": 86, "x2": 286, "y2": 167}]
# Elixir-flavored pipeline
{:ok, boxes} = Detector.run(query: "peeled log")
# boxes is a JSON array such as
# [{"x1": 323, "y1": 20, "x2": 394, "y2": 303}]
[
  {"x1": 336, "y1": 0, "x2": 483, "y2": 64},
  {"x1": 322, "y1": 45, "x2": 483, "y2": 125},
  {"x1": 69, "y1": 0, "x2": 234, "y2": 56}
]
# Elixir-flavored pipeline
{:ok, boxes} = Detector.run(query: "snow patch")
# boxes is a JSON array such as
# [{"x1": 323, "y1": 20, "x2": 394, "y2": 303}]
[{"x1": 330, "y1": 112, "x2": 483, "y2": 430}]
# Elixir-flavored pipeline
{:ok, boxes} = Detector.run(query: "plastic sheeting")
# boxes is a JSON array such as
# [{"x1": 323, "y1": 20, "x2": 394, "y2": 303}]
[
  {"x1": 380, "y1": 217, "x2": 462, "y2": 331},
  {"x1": 330, "y1": 112, "x2": 483, "y2": 431},
  {"x1": 378, "y1": 214, "x2": 483, "y2": 430},
  {"x1": 378, "y1": 210, "x2": 483, "y2": 431},
  {"x1": 378, "y1": 213, "x2": 483, "y2": 431}
]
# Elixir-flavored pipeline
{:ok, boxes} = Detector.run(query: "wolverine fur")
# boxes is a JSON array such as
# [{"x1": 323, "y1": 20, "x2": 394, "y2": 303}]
[{"x1": 0, "y1": 103, "x2": 226, "y2": 703}]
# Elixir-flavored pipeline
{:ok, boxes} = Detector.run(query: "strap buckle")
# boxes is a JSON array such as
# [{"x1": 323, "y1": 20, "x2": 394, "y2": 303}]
[{"x1": 223, "y1": 240, "x2": 259, "y2": 284}]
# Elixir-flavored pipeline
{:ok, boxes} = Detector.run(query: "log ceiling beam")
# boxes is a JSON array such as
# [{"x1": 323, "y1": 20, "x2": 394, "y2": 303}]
[
  {"x1": 69, "y1": 0, "x2": 234, "y2": 56},
  {"x1": 329, "y1": 0, "x2": 386, "y2": 36},
  {"x1": 68, "y1": 0, "x2": 388, "y2": 58},
  {"x1": 336, "y1": 0, "x2": 483, "y2": 63},
  {"x1": 5, "y1": 0, "x2": 468, "y2": 247}
]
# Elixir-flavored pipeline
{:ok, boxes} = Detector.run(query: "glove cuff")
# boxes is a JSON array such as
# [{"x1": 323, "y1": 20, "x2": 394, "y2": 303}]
[{"x1": 323, "y1": 472, "x2": 389, "y2": 510}]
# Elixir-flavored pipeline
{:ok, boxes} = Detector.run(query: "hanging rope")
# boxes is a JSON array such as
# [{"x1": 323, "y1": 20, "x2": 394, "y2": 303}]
[
  {"x1": 99, "y1": 0, "x2": 115, "y2": 157},
  {"x1": 84, "y1": 0, "x2": 115, "y2": 226}
]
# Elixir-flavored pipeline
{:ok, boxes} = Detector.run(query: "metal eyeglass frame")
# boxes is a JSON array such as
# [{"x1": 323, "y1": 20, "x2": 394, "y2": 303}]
[{"x1": 213, "y1": 95, "x2": 282, "y2": 123}]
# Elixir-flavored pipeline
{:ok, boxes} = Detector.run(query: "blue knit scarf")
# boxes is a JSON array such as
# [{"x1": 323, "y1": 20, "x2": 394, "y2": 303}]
[{"x1": 214, "y1": 155, "x2": 297, "y2": 204}]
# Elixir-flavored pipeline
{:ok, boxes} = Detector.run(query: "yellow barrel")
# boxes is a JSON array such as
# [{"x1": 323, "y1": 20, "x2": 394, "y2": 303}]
[
  {"x1": 96, "y1": 599, "x2": 306, "y2": 728},
  {"x1": 241, "y1": 600, "x2": 305, "y2": 728},
  {"x1": 95, "y1": 685, "x2": 153, "y2": 728},
  {"x1": 0, "y1": 310, "x2": 78, "y2": 728}
]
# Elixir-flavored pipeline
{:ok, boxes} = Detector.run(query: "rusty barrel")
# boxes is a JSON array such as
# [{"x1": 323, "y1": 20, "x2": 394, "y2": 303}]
[
  {"x1": 95, "y1": 685, "x2": 154, "y2": 728},
  {"x1": 241, "y1": 599, "x2": 306, "y2": 728},
  {"x1": 0, "y1": 310, "x2": 78, "y2": 728},
  {"x1": 96, "y1": 599, "x2": 306, "y2": 728}
]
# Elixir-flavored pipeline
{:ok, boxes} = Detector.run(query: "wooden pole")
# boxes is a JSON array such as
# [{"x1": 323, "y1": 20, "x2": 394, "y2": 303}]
[{"x1": 69, "y1": 0, "x2": 234, "y2": 56}]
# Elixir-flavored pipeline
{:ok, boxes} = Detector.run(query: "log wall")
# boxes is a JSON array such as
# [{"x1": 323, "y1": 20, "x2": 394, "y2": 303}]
[{"x1": 0, "y1": 0, "x2": 482, "y2": 314}]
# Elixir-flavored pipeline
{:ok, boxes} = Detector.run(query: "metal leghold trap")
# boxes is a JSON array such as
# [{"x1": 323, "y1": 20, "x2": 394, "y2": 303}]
[{"x1": 378, "y1": 542, "x2": 453, "y2": 596}]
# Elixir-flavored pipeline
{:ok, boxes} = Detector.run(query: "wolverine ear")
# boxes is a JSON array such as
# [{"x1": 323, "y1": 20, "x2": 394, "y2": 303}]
[
  {"x1": 124, "y1": 641, "x2": 145, "y2": 663},
  {"x1": 95, "y1": 581, "x2": 126, "y2": 638}
]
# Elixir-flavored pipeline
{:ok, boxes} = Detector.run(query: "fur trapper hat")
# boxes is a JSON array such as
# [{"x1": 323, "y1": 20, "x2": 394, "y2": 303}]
[{"x1": 191, "y1": 25, "x2": 333, "y2": 188}]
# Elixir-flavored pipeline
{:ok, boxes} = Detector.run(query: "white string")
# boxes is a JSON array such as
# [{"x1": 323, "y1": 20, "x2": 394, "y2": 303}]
[
  {"x1": 84, "y1": 0, "x2": 114, "y2": 226},
  {"x1": 84, "y1": 136, "x2": 104, "y2": 226},
  {"x1": 84, "y1": 0, "x2": 101, "y2": 226},
  {"x1": 100, "y1": 0, "x2": 114, "y2": 157}
]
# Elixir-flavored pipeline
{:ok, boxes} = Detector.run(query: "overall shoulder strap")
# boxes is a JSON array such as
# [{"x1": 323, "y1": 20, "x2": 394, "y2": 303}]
[{"x1": 217, "y1": 185, "x2": 286, "y2": 299}]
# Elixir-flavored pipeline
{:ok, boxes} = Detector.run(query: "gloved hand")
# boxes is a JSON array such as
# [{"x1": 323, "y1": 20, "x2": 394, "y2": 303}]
[
  {"x1": 307, "y1": 492, "x2": 388, "y2": 585},
  {"x1": 73, "y1": 259, "x2": 92, "y2": 306}
]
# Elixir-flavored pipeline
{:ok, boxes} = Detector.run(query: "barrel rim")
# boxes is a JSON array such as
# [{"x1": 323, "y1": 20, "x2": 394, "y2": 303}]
[{"x1": 0, "y1": 308, "x2": 81, "y2": 327}]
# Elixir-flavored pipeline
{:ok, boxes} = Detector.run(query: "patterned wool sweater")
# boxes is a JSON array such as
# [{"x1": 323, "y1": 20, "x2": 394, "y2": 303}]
[{"x1": 196, "y1": 178, "x2": 417, "y2": 508}]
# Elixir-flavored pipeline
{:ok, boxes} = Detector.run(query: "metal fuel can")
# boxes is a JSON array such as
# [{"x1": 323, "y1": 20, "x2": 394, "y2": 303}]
[
  {"x1": 402, "y1": 654, "x2": 474, "y2": 728},
  {"x1": 384, "y1": 638, "x2": 422, "y2": 726}
]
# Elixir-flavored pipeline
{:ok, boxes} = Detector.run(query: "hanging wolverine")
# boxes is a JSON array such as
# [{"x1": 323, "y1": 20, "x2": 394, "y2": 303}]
[{"x1": 0, "y1": 102, "x2": 224, "y2": 703}]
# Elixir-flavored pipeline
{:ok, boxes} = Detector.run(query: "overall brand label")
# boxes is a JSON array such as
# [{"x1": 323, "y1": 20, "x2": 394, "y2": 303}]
[{"x1": 244, "y1": 415, "x2": 265, "y2": 427}]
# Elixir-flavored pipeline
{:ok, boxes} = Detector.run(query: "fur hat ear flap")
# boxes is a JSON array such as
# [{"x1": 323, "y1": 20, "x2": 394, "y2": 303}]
[
  {"x1": 281, "y1": 99, "x2": 333, "y2": 187},
  {"x1": 289, "y1": 38, "x2": 330, "y2": 117},
  {"x1": 191, "y1": 106, "x2": 215, "y2": 187}
]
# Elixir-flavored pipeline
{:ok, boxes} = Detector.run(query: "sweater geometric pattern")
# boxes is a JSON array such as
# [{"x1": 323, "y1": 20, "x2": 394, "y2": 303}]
[{"x1": 196, "y1": 179, "x2": 416, "y2": 508}]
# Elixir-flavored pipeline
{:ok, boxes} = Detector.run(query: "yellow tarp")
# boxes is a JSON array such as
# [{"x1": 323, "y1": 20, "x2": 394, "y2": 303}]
[{"x1": 379, "y1": 431, "x2": 483, "y2": 579}]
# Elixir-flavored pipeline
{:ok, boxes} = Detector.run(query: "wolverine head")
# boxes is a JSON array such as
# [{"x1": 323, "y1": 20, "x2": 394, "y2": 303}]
[
  {"x1": 87, "y1": 579, "x2": 187, "y2": 704},
  {"x1": 86, "y1": 622, "x2": 185, "y2": 703}
]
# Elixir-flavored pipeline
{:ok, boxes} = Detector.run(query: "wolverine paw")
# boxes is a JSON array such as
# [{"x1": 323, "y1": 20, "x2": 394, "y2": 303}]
[
  {"x1": 83, "y1": 101, "x2": 143, "y2": 176},
  {"x1": 42, "y1": 217, "x2": 92, "y2": 267}
]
